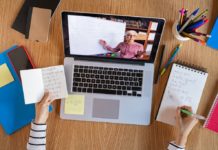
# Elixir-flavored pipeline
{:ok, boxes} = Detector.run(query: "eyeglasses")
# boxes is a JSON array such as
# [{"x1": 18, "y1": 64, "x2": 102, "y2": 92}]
[{"x1": 125, "y1": 34, "x2": 136, "y2": 37}]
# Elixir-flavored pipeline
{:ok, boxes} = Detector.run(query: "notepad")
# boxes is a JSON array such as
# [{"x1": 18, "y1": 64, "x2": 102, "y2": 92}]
[
  {"x1": 21, "y1": 65, "x2": 68, "y2": 104},
  {"x1": 64, "y1": 95, "x2": 85, "y2": 115},
  {"x1": 156, "y1": 63, "x2": 208, "y2": 126},
  {"x1": 207, "y1": 17, "x2": 218, "y2": 50},
  {"x1": 204, "y1": 94, "x2": 218, "y2": 133},
  {"x1": 0, "y1": 64, "x2": 14, "y2": 88}
]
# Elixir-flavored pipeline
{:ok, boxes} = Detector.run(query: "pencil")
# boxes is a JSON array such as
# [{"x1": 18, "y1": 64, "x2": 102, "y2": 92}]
[
  {"x1": 160, "y1": 44, "x2": 182, "y2": 76},
  {"x1": 181, "y1": 109, "x2": 206, "y2": 120},
  {"x1": 154, "y1": 45, "x2": 166, "y2": 84}
]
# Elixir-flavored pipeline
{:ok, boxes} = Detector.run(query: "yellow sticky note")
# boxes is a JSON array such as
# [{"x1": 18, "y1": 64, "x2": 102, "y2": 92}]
[
  {"x1": 0, "y1": 64, "x2": 14, "y2": 88},
  {"x1": 64, "y1": 95, "x2": 85, "y2": 115}
]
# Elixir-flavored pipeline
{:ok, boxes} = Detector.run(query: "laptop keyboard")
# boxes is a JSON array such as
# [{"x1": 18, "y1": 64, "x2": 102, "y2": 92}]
[{"x1": 72, "y1": 65, "x2": 143, "y2": 97}]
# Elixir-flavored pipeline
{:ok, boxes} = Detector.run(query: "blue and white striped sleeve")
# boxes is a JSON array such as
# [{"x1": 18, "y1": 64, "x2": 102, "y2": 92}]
[
  {"x1": 27, "y1": 122, "x2": 47, "y2": 150},
  {"x1": 167, "y1": 141, "x2": 185, "y2": 150}
]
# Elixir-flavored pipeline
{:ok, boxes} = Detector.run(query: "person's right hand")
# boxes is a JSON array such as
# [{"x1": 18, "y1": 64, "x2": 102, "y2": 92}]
[
  {"x1": 175, "y1": 106, "x2": 199, "y2": 147},
  {"x1": 99, "y1": 39, "x2": 107, "y2": 47},
  {"x1": 35, "y1": 92, "x2": 53, "y2": 124}
]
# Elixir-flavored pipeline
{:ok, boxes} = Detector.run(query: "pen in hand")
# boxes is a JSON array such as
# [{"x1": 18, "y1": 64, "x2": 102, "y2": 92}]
[{"x1": 180, "y1": 109, "x2": 206, "y2": 120}]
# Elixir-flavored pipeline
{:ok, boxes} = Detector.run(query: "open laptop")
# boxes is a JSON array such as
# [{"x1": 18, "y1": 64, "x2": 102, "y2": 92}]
[{"x1": 60, "y1": 11, "x2": 165, "y2": 125}]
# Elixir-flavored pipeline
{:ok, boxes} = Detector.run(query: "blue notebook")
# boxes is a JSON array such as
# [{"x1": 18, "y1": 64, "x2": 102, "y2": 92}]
[
  {"x1": 207, "y1": 18, "x2": 218, "y2": 50},
  {"x1": 0, "y1": 45, "x2": 35, "y2": 135}
]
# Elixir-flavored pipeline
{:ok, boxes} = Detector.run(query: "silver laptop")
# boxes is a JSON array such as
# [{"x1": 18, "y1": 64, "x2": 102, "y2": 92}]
[{"x1": 60, "y1": 11, "x2": 165, "y2": 125}]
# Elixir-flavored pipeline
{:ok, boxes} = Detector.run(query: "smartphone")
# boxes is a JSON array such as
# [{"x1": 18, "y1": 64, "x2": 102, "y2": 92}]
[{"x1": 7, "y1": 46, "x2": 35, "y2": 79}]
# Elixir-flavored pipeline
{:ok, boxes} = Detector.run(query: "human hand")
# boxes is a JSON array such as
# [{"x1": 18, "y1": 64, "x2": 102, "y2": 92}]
[
  {"x1": 99, "y1": 39, "x2": 107, "y2": 47},
  {"x1": 175, "y1": 106, "x2": 199, "y2": 146},
  {"x1": 35, "y1": 92, "x2": 53, "y2": 124}
]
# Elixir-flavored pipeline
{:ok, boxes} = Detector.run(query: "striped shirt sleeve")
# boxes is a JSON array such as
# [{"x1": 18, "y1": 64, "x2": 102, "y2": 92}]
[
  {"x1": 27, "y1": 122, "x2": 47, "y2": 150},
  {"x1": 167, "y1": 141, "x2": 185, "y2": 150}
]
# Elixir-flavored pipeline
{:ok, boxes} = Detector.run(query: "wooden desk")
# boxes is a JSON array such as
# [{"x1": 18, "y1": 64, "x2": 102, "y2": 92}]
[{"x1": 0, "y1": 0, "x2": 218, "y2": 149}]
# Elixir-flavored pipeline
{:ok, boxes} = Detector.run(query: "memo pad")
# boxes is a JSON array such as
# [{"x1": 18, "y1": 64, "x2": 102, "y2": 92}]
[
  {"x1": 0, "y1": 64, "x2": 14, "y2": 88},
  {"x1": 64, "y1": 95, "x2": 85, "y2": 115},
  {"x1": 21, "y1": 65, "x2": 68, "y2": 104},
  {"x1": 156, "y1": 63, "x2": 208, "y2": 126}
]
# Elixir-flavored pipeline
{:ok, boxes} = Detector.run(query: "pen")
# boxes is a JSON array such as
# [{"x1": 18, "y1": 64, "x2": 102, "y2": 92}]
[
  {"x1": 154, "y1": 45, "x2": 166, "y2": 84},
  {"x1": 160, "y1": 44, "x2": 182, "y2": 76},
  {"x1": 181, "y1": 32, "x2": 206, "y2": 45},
  {"x1": 179, "y1": 8, "x2": 199, "y2": 33},
  {"x1": 192, "y1": 19, "x2": 209, "y2": 31},
  {"x1": 191, "y1": 9, "x2": 208, "y2": 23},
  {"x1": 185, "y1": 19, "x2": 205, "y2": 31},
  {"x1": 191, "y1": 31, "x2": 211, "y2": 38},
  {"x1": 179, "y1": 8, "x2": 185, "y2": 25},
  {"x1": 180, "y1": 109, "x2": 206, "y2": 120}
]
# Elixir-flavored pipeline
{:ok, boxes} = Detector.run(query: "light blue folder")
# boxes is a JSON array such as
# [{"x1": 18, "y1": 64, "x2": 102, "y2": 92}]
[{"x1": 207, "y1": 18, "x2": 218, "y2": 50}]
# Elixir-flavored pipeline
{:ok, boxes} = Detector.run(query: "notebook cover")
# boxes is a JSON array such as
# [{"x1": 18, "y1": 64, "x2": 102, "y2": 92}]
[
  {"x1": 25, "y1": 7, "x2": 33, "y2": 39},
  {"x1": 12, "y1": 0, "x2": 60, "y2": 35},
  {"x1": 204, "y1": 94, "x2": 218, "y2": 133},
  {"x1": 28, "y1": 7, "x2": 51, "y2": 42},
  {"x1": 0, "y1": 45, "x2": 35, "y2": 135},
  {"x1": 207, "y1": 18, "x2": 218, "y2": 50}
]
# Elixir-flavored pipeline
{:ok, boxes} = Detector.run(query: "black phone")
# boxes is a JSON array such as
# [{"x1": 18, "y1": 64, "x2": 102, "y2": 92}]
[{"x1": 7, "y1": 46, "x2": 35, "y2": 79}]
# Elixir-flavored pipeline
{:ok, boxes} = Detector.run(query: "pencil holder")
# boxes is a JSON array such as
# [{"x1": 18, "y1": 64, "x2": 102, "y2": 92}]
[{"x1": 172, "y1": 20, "x2": 190, "y2": 41}]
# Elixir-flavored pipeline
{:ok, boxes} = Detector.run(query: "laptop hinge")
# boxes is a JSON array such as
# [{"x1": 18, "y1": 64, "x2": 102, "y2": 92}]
[{"x1": 73, "y1": 56, "x2": 149, "y2": 66}]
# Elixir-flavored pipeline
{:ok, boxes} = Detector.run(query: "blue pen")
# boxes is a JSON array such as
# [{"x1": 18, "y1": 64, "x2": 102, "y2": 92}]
[
  {"x1": 185, "y1": 20, "x2": 204, "y2": 31},
  {"x1": 160, "y1": 44, "x2": 182, "y2": 76},
  {"x1": 179, "y1": 8, "x2": 200, "y2": 33}
]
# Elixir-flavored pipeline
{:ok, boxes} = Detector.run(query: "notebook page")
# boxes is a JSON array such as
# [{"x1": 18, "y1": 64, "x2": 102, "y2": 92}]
[
  {"x1": 20, "y1": 69, "x2": 44, "y2": 104},
  {"x1": 42, "y1": 65, "x2": 68, "y2": 100},
  {"x1": 156, "y1": 64, "x2": 208, "y2": 126}
]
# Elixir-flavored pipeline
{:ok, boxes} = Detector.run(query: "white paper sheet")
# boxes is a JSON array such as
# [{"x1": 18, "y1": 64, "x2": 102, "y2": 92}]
[
  {"x1": 68, "y1": 15, "x2": 126, "y2": 55},
  {"x1": 156, "y1": 64, "x2": 208, "y2": 126},
  {"x1": 21, "y1": 66, "x2": 68, "y2": 104},
  {"x1": 21, "y1": 69, "x2": 44, "y2": 104},
  {"x1": 42, "y1": 66, "x2": 68, "y2": 100}
]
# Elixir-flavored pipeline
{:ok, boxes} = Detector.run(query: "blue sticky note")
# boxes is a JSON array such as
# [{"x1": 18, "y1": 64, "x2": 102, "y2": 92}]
[{"x1": 207, "y1": 18, "x2": 218, "y2": 50}]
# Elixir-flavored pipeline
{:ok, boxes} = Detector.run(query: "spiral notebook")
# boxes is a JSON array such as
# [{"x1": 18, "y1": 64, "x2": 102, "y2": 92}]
[
  {"x1": 156, "y1": 63, "x2": 208, "y2": 126},
  {"x1": 204, "y1": 94, "x2": 218, "y2": 133}
]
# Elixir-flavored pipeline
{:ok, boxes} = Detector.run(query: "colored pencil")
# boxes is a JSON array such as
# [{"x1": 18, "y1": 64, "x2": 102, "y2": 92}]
[
  {"x1": 160, "y1": 44, "x2": 182, "y2": 76},
  {"x1": 181, "y1": 109, "x2": 206, "y2": 120}
]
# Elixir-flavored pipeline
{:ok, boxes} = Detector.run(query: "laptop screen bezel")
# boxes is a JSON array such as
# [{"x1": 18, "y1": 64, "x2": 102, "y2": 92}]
[{"x1": 61, "y1": 11, "x2": 165, "y2": 63}]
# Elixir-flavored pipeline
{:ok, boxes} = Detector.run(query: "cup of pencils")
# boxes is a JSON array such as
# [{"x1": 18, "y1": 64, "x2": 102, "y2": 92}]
[{"x1": 172, "y1": 8, "x2": 211, "y2": 45}]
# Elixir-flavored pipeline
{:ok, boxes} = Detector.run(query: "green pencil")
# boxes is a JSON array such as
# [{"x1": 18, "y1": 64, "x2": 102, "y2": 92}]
[{"x1": 180, "y1": 109, "x2": 206, "y2": 120}]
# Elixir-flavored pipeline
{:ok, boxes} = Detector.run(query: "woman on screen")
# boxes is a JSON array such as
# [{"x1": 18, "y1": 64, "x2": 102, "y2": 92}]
[{"x1": 99, "y1": 30, "x2": 144, "y2": 59}]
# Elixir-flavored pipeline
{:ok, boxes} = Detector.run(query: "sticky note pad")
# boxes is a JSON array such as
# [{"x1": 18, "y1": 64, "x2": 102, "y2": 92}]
[
  {"x1": 0, "y1": 64, "x2": 14, "y2": 88},
  {"x1": 64, "y1": 95, "x2": 85, "y2": 115}
]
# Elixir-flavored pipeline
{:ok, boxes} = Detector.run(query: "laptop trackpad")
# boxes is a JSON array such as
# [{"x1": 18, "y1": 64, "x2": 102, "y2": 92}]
[{"x1": 92, "y1": 98, "x2": 120, "y2": 119}]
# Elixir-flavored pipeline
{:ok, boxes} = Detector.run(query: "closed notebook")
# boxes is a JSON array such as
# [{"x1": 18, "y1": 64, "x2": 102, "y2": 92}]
[
  {"x1": 28, "y1": 7, "x2": 51, "y2": 42},
  {"x1": 204, "y1": 94, "x2": 218, "y2": 133},
  {"x1": 156, "y1": 63, "x2": 208, "y2": 126}
]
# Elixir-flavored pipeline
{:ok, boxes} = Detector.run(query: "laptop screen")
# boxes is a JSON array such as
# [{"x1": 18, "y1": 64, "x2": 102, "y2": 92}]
[{"x1": 62, "y1": 12, "x2": 165, "y2": 63}]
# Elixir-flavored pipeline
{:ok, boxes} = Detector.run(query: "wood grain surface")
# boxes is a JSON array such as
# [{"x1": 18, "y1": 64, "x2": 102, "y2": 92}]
[{"x1": 0, "y1": 0, "x2": 218, "y2": 150}]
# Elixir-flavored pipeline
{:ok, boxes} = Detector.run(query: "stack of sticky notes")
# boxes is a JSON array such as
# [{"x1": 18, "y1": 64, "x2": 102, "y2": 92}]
[
  {"x1": 64, "y1": 95, "x2": 85, "y2": 115},
  {"x1": 0, "y1": 64, "x2": 14, "y2": 88}
]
